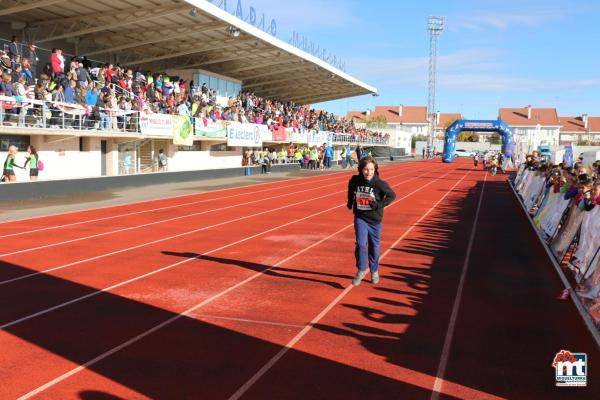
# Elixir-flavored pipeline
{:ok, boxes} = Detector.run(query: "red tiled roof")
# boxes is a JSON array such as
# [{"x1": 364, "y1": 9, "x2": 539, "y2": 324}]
[
  {"x1": 499, "y1": 107, "x2": 559, "y2": 126},
  {"x1": 558, "y1": 116, "x2": 586, "y2": 133},
  {"x1": 437, "y1": 113, "x2": 462, "y2": 128},
  {"x1": 587, "y1": 117, "x2": 600, "y2": 132},
  {"x1": 346, "y1": 111, "x2": 367, "y2": 120},
  {"x1": 371, "y1": 105, "x2": 428, "y2": 124}
]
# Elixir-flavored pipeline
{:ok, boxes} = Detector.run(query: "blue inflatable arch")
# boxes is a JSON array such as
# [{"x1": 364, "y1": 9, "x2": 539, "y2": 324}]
[{"x1": 442, "y1": 119, "x2": 515, "y2": 163}]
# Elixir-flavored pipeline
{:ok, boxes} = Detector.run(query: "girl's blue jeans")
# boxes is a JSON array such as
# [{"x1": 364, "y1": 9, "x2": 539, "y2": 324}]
[{"x1": 354, "y1": 217, "x2": 382, "y2": 273}]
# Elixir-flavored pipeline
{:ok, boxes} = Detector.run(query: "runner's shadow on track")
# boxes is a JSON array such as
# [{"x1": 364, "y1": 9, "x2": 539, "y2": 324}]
[
  {"x1": 1, "y1": 259, "x2": 429, "y2": 399},
  {"x1": 161, "y1": 251, "x2": 347, "y2": 289},
  {"x1": 313, "y1": 180, "x2": 600, "y2": 399},
  {"x1": 79, "y1": 391, "x2": 125, "y2": 400}
]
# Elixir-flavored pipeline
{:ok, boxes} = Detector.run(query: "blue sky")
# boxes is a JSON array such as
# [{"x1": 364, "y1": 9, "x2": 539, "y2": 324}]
[{"x1": 218, "y1": 0, "x2": 600, "y2": 119}]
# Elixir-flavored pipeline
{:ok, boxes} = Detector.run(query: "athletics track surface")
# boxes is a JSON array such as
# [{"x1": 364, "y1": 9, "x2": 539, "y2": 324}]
[{"x1": 0, "y1": 159, "x2": 598, "y2": 399}]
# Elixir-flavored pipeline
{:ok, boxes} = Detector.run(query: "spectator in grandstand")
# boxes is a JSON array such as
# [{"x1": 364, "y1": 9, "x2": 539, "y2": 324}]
[
  {"x1": 10, "y1": 56, "x2": 22, "y2": 83},
  {"x1": 0, "y1": 73, "x2": 14, "y2": 96},
  {"x1": 27, "y1": 43, "x2": 38, "y2": 78},
  {"x1": 347, "y1": 157, "x2": 396, "y2": 285},
  {"x1": 8, "y1": 36, "x2": 19, "y2": 62},
  {"x1": 2, "y1": 145, "x2": 23, "y2": 182},
  {"x1": 85, "y1": 84, "x2": 99, "y2": 106},
  {"x1": 20, "y1": 57, "x2": 33, "y2": 85},
  {"x1": 64, "y1": 80, "x2": 77, "y2": 104},
  {"x1": 50, "y1": 48, "x2": 64, "y2": 79},
  {"x1": 0, "y1": 50, "x2": 10, "y2": 74},
  {"x1": 22, "y1": 145, "x2": 40, "y2": 181}
]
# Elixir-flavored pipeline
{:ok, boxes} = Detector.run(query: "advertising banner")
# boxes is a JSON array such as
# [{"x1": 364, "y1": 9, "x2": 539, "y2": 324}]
[
  {"x1": 307, "y1": 130, "x2": 332, "y2": 147},
  {"x1": 227, "y1": 122, "x2": 263, "y2": 147},
  {"x1": 261, "y1": 126, "x2": 273, "y2": 142},
  {"x1": 271, "y1": 125, "x2": 288, "y2": 142},
  {"x1": 172, "y1": 115, "x2": 194, "y2": 146},
  {"x1": 288, "y1": 128, "x2": 307, "y2": 143},
  {"x1": 140, "y1": 113, "x2": 173, "y2": 137},
  {"x1": 194, "y1": 118, "x2": 227, "y2": 138},
  {"x1": 563, "y1": 143, "x2": 574, "y2": 167}
]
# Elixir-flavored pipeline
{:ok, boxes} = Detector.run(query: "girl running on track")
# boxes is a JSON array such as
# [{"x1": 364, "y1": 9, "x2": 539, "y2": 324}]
[
  {"x1": 473, "y1": 153, "x2": 479, "y2": 167},
  {"x1": 347, "y1": 157, "x2": 397, "y2": 286},
  {"x1": 22, "y1": 145, "x2": 40, "y2": 181}
]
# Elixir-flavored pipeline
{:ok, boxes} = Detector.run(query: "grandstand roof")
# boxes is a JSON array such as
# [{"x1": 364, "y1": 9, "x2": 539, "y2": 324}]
[{"x1": 0, "y1": 0, "x2": 377, "y2": 104}]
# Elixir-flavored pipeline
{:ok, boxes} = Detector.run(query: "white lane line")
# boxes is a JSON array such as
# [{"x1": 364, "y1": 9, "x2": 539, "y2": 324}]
[
  {"x1": 0, "y1": 167, "x2": 425, "y2": 286},
  {"x1": 15, "y1": 166, "x2": 459, "y2": 399},
  {"x1": 430, "y1": 172, "x2": 487, "y2": 400},
  {"x1": 0, "y1": 179, "x2": 343, "y2": 258},
  {"x1": 0, "y1": 173, "x2": 349, "y2": 239},
  {"x1": 0, "y1": 164, "x2": 367, "y2": 225},
  {"x1": 0, "y1": 164, "x2": 424, "y2": 257},
  {"x1": 1, "y1": 169, "x2": 440, "y2": 327},
  {"x1": 227, "y1": 169, "x2": 473, "y2": 400},
  {"x1": 196, "y1": 315, "x2": 305, "y2": 329}
]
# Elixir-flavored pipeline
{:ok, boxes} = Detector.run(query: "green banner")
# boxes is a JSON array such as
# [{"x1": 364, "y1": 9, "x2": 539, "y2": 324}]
[{"x1": 172, "y1": 115, "x2": 194, "y2": 146}]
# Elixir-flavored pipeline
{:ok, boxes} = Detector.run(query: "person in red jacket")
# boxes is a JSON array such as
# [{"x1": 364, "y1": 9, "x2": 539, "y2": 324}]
[{"x1": 50, "y1": 48, "x2": 64, "y2": 78}]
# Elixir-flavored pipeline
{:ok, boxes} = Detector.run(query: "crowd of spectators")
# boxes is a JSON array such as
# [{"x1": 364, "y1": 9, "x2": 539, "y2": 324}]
[
  {"x1": 514, "y1": 152, "x2": 600, "y2": 325},
  {"x1": 242, "y1": 143, "x2": 369, "y2": 173},
  {"x1": 0, "y1": 40, "x2": 389, "y2": 143}
]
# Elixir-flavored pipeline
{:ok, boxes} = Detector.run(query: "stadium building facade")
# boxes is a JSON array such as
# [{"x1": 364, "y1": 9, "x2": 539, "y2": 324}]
[{"x1": 0, "y1": 0, "x2": 392, "y2": 181}]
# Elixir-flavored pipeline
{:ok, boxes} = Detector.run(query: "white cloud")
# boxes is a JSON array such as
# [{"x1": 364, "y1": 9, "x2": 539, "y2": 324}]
[
  {"x1": 343, "y1": 49, "x2": 600, "y2": 94},
  {"x1": 345, "y1": 48, "x2": 506, "y2": 87},
  {"x1": 452, "y1": 10, "x2": 563, "y2": 31}
]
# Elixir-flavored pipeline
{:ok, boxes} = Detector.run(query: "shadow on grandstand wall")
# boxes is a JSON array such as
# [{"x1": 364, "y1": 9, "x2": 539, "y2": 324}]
[{"x1": 312, "y1": 178, "x2": 600, "y2": 399}]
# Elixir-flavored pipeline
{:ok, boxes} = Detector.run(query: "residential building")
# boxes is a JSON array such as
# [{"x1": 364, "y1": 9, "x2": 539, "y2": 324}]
[
  {"x1": 499, "y1": 106, "x2": 561, "y2": 152},
  {"x1": 558, "y1": 115, "x2": 587, "y2": 144}
]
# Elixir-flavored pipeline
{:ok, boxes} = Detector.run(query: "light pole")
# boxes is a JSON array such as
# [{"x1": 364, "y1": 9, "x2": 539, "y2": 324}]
[{"x1": 427, "y1": 16, "x2": 444, "y2": 148}]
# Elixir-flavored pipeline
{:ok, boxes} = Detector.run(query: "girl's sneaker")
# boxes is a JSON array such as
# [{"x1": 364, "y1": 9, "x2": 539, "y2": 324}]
[
  {"x1": 371, "y1": 271, "x2": 380, "y2": 284},
  {"x1": 352, "y1": 270, "x2": 367, "y2": 286}
]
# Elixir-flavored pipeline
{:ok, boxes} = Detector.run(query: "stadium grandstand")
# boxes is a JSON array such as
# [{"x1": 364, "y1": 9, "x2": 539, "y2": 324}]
[{"x1": 0, "y1": 0, "x2": 390, "y2": 181}]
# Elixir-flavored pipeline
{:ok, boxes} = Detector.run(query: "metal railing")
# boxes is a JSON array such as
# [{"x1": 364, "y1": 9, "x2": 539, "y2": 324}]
[
  {"x1": 0, "y1": 95, "x2": 140, "y2": 133},
  {"x1": 0, "y1": 95, "x2": 390, "y2": 145}
]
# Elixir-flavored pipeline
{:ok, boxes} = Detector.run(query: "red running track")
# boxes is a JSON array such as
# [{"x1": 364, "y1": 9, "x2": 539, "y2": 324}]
[{"x1": 0, "y1": 159, "x2": 598, "y2": 400}]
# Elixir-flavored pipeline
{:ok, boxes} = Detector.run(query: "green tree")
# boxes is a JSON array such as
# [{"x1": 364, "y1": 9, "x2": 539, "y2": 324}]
[
  {"x1": 489, "y1": 133, "x2": 501, "y2": 144},
  {"x1": 411, "y1": 134, "x2": 429, "y2": 149},
  {"x1": 360, "y1": 115, "x2": 388, "y2": 129},
  {"x1": 457, "y1": 131, "x2": 473, "y2": 142}
]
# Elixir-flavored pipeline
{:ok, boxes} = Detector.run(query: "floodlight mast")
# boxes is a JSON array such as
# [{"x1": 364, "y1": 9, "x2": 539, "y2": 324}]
[{"x1": 427, "y1": 16, "x2": 444, "y2": 148}]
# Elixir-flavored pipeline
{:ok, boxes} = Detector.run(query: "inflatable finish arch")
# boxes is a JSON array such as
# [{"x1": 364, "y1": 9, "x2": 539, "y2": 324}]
[{"x1": 442, "y1": 119, "x2": 515, "y2": 163}]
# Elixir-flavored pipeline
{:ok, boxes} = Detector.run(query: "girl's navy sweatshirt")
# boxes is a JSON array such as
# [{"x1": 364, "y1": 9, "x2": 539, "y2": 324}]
[{"x1": 347, "y1": 174, "x2": 396, "y2": 225}]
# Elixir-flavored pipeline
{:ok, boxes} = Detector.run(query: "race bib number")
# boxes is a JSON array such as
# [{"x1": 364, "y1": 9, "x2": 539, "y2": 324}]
[{"x1": 356, "y1": 191, "x2": 375, "y2": 211}]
